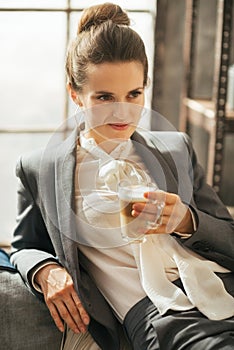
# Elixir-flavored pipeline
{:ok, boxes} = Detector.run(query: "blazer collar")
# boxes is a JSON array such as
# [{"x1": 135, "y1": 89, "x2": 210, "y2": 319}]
[{"x1": 131, "y1": 130, "x2": 178, "y2": 193}]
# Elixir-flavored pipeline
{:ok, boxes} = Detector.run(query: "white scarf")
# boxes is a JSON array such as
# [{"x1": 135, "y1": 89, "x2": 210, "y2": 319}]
[{"x1": 131, "y1": 235, "x2": 233, "y2": 320}]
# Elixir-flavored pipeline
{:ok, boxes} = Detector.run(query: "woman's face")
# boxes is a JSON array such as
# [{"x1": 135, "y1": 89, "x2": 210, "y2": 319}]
[{"x1": 75, "y1": 61, "x2": 145, "y2": 145}]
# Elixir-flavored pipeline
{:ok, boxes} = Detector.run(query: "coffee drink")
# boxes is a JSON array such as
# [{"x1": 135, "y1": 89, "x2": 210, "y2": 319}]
[
  {"x1": 119, "y1": 198, "x2": 147, "y2": 241},
  {"x1": 118, "y1": 183, "x2": 155, "y2": 242}
]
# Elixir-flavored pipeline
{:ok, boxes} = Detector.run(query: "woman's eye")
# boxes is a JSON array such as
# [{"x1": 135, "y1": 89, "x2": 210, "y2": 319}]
[
  {"x1": 129, "y1": 91, "x2": 142, "y2": 99},
  {"x1": 97, "y1": 95, "x2": 114, "y2": 101}
]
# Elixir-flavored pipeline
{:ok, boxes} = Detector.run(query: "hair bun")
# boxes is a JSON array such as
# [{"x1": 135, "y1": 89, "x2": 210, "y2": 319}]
[{"x1": 77, "y1": 2, "x2": 130, "y2": 34}]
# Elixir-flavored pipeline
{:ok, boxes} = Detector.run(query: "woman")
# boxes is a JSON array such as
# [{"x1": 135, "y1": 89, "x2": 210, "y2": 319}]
[{"x1": 11, "y1": 3, "x2": 234, "y2": 350}]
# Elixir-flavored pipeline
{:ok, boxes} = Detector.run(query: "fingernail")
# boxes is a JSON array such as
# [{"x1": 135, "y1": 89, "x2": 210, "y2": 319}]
[{"x1": 84, "y1": 317, "x2": 89, "y2": 325}]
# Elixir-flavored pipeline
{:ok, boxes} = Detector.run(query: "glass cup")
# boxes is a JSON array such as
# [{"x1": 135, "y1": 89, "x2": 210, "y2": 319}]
[{"x1": 118, "y1": 180, "x2": 164, "y2": 243}]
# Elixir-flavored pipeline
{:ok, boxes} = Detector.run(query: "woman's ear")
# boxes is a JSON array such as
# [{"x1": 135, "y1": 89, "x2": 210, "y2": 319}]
[{"x1": 66, "y1": 83, "x2": 83, "y2": 106}]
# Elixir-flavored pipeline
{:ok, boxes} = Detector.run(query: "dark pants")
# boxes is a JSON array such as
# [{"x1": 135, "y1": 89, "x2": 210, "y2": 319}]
[{"x1": 123, "y1": 273, "x2": 234, "y2": 350}]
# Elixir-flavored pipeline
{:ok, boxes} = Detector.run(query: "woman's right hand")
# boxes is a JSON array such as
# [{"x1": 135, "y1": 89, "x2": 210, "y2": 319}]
[{"x1": 35, "y1": 264, "x2": 90, "y2": 334}]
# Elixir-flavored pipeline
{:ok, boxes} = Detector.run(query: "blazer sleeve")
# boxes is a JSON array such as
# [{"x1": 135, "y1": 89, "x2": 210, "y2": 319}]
[
  {"x1": 10, "y1": 156, "x2": 58, "y2": 290},
  {"x1": 182, "y1": 134, "x2": 234, "y2": 271}
]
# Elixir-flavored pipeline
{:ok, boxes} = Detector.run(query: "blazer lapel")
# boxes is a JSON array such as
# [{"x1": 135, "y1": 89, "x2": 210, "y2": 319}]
[
  {"x1": 55, "y1": 127, "x2": 80, "y2": 277},
  {"x1": 131, "y1": 130, "x2": 179, "y2": 194}
]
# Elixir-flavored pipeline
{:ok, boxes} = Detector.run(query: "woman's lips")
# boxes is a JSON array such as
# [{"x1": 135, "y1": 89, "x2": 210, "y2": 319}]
[{"x1": 108, "y1": 123, "x2": 129, "y2": 130}]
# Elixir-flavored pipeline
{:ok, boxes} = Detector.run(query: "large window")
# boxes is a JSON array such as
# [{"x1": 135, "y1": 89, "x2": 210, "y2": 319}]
[{"x1": 0, "y1": 0, "x2": 156, "y2": 245}]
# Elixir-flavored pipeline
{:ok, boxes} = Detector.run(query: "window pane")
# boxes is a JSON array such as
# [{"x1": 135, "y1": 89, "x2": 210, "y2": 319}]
[
  {"x1": 0, "y1": 0, "x2": 67, "y2": 9},
  {"x1": 130, "y1": 12, "x2": 155, "y2": 109},
  {"x1": 0, "y1": 132, "x2": 64, "y2": 245},
  {"x1": 71, "y1": 0, "x2": 156, "y2": 13},
  {"x1": 0, "y1": 12, "x2": 67, "y2": 128}
]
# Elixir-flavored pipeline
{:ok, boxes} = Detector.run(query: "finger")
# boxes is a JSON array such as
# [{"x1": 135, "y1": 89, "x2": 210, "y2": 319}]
[
  {"x1": 146, "y1": 224, "x2": 168, "y2": 234},
  {"x1": 145, "y1": 191, "x2": 177, "y2": 205},
  {"x1": 132, "y1": 202, "x2": 167, "y2": 216},
  {"x1": 132, "y1": 208, "x2": 161, "y2": 222},
  {"x1": 65, "y1": 300, "x2": 87, "y2": 333},
  {"x1": 56, "y1": 300, "x2": 81, "y2": 334},
  {"x1": 47, "y1": 301, "x2": 65, "y2": 333},
  {"x1": 131, "y1": 206, "x2": 167, "y2": 229},
  {"x1": 145, "y1": 212, "x2": 179, "y2": 234},
  {"x1": 64, "y1": 294, "x2": 88, "y2": 333},
  {"x1": 72, "y1": 291, "x2": 90, "y2": 326}
]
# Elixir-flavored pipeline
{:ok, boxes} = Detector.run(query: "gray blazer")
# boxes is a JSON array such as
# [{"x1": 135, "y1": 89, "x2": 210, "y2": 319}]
[{"x1": 11, "y1": 127, "x2": 234, "y2": 349}]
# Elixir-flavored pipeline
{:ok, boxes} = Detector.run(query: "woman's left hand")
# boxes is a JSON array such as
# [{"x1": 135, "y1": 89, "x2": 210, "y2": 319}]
[{"x1": 132, "y1": 191, "x2": 194, "y2": 234}]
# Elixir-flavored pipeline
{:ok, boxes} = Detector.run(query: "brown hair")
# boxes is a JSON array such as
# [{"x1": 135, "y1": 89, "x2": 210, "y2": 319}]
[{"x1": 66, "y1": 2, "x2": 148, "y2": 92}]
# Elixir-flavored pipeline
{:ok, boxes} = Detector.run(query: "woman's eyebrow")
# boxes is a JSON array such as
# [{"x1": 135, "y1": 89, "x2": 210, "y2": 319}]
[
  {"x1": 94, "y1": 87, "x2": 144, "y2": 94},
  {"x1": 94, "y1": 90, "x2": 114, "y2": 94},
  {"x1": 129, "y1": 87, "x2": 144, "y2": 91}
]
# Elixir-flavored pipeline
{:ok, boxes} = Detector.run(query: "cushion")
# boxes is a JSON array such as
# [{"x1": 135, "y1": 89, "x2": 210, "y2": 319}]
[
  {"x1": 0, "y1": 249, "x2": 132, "y2": 349},
  {"x1": 0, "y1": 264, "x2": 62, "y2": 349}
]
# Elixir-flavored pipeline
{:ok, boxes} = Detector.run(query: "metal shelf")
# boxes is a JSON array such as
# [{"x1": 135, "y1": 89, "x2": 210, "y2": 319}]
[{"x1": 180, "y1": 0, "x2": 233, "y2": 193}]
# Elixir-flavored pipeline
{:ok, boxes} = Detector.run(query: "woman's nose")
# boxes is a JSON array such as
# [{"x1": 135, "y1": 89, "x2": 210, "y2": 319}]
[{"x1": 112, "y1": 102, "x2": 129, "y2": 120}]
